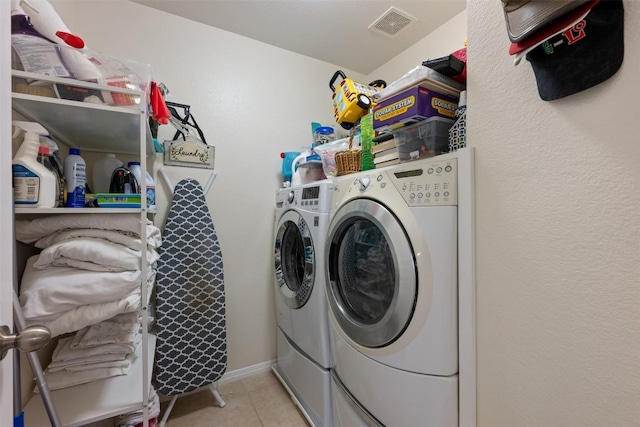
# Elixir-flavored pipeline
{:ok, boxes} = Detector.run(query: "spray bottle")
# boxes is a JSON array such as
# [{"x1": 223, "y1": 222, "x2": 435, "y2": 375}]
[
  {"x1": 36, "y1": 146, "x2": 61, "y2": 207},
  {"x1": 12, "y1": 121, "x2": 58, "y2": 208}
]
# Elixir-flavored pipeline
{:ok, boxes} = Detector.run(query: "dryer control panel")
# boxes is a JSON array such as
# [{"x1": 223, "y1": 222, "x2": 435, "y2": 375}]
[
  {"x1": 339, "y1": 157, "x2": 458, "y2": 207},
  {"x1": 388, "y1": 158, "x2": 458, "y2": 206}
]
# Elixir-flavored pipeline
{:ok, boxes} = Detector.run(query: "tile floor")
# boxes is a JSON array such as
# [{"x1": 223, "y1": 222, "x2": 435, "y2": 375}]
[{"x1": 159, "y1": 370, "x2": 309, "y2": 427}]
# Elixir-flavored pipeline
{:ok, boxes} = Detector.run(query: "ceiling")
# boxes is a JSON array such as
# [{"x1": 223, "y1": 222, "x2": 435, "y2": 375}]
[{"x1": 131, "y1": 0, "x2": 466, "y2": 74}]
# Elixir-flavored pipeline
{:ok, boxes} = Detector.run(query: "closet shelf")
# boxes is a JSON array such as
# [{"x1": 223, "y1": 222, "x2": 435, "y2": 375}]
[
  {"x1": 11, "y1": 92, "x2": 153, "y2": 157},
  {"x1": 15, "y1": 207, "x2": 157, "y2": 214},
  {"x1": 23, "y1": 333, "x2": 156, "y2": 427}
]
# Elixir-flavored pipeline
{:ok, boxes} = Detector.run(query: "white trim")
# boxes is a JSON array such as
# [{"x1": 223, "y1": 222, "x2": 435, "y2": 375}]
[
  {"x1": 157, "y1": 360, "x2": 276, "y2": 403},
  {"x1": 457, "y1": 147, "x2": 476, "y2": 427},
  {"x1": 0, "y1": 1, "x2": 14, "y2": 425},
  {"x1": 218, "y1": 360, "x2": 276, "y2": 385}
]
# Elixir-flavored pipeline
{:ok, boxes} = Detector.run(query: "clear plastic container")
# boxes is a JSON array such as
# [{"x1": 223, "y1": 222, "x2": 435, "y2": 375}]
[
  {"x1": 93, "y1": 154, "x2": 123, "y2": 194},
  {"x1": 314, "y1": 126, "x2": 335, "y2": 147},
  {"x1": 11, "y1": 42, "x2": 152, "y2": 108},
  {"x1": 393, "y1": 117, "x2": 454, "y2": 161},
  {"x1": 127, "y1": 161, "x2": 156, "y2": 209},
  {"x1": 297, "y1": 160, "x2": 326, "y2": 184}
]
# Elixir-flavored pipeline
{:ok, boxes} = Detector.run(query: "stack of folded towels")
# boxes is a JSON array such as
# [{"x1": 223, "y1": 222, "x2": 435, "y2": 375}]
[
  {"x1": 38, "y1": 312, "x2": 141, "y2": 390},
  {"x1": 15, "y1": 214, "x2": 160, "y2": 389}
]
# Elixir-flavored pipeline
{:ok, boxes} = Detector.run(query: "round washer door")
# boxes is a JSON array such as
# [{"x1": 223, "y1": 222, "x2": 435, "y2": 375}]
[
  {"x1": 326, "y1": 198, "x2": 417, "y2": 348},
  {"x1": 275, "y1": 210, "x2": 315, "y2": 309}
]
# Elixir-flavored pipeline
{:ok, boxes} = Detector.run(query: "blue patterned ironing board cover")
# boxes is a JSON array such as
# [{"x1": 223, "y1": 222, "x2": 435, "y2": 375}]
[{"x1": 155, "y1": 178, "x2": 227, "y2": 396}]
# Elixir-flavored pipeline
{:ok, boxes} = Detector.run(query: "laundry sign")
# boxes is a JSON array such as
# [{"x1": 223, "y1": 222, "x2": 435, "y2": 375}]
[{"x1": 163, "y1": 138, "x2": 215, "y2": 169}]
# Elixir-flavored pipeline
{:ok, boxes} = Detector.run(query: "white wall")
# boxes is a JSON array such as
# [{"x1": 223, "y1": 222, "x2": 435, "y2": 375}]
[
  {"x1": 467, "y1": 2, "x2": 640, "y2": 426},
  {"x1": 369, "y1": 10, "x2": 467, "y2": 82},
  {"x1": 49, "y1": 0, "x2": 367, "y2": 371}
]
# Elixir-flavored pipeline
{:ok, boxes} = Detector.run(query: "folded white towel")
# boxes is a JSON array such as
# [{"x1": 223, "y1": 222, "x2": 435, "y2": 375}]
[
  {"x1": 74, "y1": 318, "x2": 141, "y2": 349},
  {"x1": 36, "y1": 365, "x2": 132, "y2": 392},
  {"x1": 47, "y1": 356, "x2": 133, "y2": 373},
  {"x1": 49, "y1": 336, "x2": 131, "y2": 369}
]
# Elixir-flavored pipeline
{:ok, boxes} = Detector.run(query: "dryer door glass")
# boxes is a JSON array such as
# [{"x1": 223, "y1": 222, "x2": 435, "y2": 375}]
[
  {"x1": 327, "y1": 199, "x2": 417, "y2": 348},
  {"x1": 275, "y1": 211, "x2": 314, "y2": 309},
  {"x1": 336, "y1": 219, "x2": 395, "y2": 324}
]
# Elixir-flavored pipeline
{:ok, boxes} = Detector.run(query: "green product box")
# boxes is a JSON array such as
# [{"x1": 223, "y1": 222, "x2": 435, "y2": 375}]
[
  {"x1": 94, "y1": 193, "x2": 141, "y2": 208},
  {"x1": 360, "y1": 113, "x2": 375, "y2": 171}
]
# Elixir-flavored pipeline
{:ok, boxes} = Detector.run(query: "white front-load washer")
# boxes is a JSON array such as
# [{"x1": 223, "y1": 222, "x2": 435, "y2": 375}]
[
  {"x1": 273, "y1": 180, "x2": 334, "y2": 427},
  {"x1": 326, "y1": 155, "x2": 459, "y2": 427}
]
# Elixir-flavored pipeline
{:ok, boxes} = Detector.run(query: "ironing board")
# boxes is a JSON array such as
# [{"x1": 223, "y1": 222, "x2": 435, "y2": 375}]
[{"x1": 155, "y1": 178, "x2": 227, "y2": 396}]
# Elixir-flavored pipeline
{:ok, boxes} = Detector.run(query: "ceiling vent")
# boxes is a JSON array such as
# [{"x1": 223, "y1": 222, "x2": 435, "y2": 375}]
[{"x1": 368, "y1": 7, "x2": 417, "y2": 38}]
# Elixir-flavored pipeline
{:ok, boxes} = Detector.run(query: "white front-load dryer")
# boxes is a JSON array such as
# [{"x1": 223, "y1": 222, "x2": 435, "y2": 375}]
[
  {"x1": 326, "y1": 155, "x2": 459, "y2": 427},
  {"x1": 273, "y1": 180, "x2": 334, "y2": 427}
]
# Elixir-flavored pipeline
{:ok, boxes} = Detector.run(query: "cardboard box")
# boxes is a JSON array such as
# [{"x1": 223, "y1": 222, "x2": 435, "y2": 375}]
[{"x1": 373, "y1": 85, "x2": 458, "y2": 132}]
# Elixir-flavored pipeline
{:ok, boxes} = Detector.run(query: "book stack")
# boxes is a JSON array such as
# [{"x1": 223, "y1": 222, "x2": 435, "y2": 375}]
[{"x1": 371, "y1": 134, "x2": 399, "y2": 168}]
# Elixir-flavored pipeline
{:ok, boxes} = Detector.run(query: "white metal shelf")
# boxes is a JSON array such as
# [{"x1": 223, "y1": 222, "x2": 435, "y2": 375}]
[
  {"x1": 11, "y1": 92, "x2": 154, "y2": 157},
  {"x1": 12, "y1": 67, "x2": 155, "y2": 426},
  {"x1": 14, "y1": 207, "x2": 151, "y2": 214}
]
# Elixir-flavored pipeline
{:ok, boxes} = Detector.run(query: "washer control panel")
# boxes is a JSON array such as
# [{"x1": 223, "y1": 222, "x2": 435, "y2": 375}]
[
  {"x1": 275, "y1": 183, "x2": 334, "y2": 212},
  {"x1": 388, "y1": 158, "x2": 458, "y2": 206}
]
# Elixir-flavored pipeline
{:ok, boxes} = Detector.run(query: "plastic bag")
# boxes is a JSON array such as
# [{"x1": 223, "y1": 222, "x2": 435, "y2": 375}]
[{"x1": 313, "y1": 136, "x2": 359, "y2": 177}]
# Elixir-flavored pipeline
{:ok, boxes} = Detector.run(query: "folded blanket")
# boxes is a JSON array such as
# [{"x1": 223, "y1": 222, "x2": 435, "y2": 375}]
[
  {"x1": 26, "y1": 273, "x2": 155, "y2": 337},
  {"x1": 28, "y1": 294, "x2": 141, "y2": 338},
  {"x1": 33, "y1": 237, "x2": 160, "y2": 272},
  {"x1": 20, "y1": 256, "x2": 144, "y2": 319},
  {"x1": 15, "y1": 214, "x2": 161, "y2": 246},
  {"x1": 35, "y1": 228, "x2": 161, "y2": 250}
]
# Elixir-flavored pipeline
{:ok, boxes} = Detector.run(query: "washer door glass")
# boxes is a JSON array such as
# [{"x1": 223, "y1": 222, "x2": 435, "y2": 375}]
[
  {"x1": 275, "y1": 210, "x2": 314, "y2": 309},
  {"x1": 327, "y1": 199, "x2": 416, "y2": 348}
]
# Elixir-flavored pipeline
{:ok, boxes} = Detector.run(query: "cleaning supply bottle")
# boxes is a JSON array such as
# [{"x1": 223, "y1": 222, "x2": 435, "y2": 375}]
[
  {"x1": 36, "y1": 146, "x2": 61, "y2": 207},
  {"x1": 93, "y1": 154, "x2": 123, "y2": 193},
  {"x1": 127, "y1": 161, "x2": 156, "y2": 209},
  {"x1": 63, "y1": 148, "x2": 86, "y2": 208},
  {"x1": 12, "y1": 121, "x2": 57, "y2": 208}
]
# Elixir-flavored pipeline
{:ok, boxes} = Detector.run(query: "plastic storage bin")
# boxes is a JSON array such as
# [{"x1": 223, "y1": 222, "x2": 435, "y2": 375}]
[{"x1": 393, "y1": 116, "x2": 454, "y2": 161}]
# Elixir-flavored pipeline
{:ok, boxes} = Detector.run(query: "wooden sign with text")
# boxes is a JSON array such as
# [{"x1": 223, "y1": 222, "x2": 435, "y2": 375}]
[{"x1": 163, "y1": 138, "x2": 215, "y2": 169}]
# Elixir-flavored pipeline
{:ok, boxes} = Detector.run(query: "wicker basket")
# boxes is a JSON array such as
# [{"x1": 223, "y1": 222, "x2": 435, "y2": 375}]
[{"x1": 335, "y1": 127, "x2": 361, "y2": 175}]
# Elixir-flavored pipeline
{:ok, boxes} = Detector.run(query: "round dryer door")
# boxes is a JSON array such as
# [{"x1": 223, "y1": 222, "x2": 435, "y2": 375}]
[
  {"x1": 275, "y1": 210, "x2": 315, "y2": 309},
  {"x1": 326, "y1": 199, "x2": 417, "y2": 348}
]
